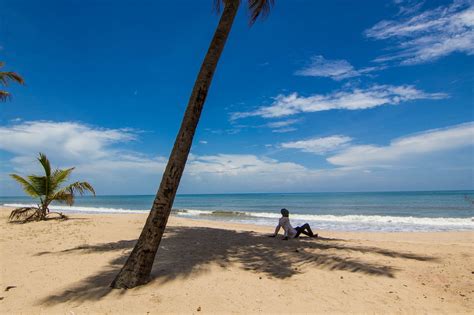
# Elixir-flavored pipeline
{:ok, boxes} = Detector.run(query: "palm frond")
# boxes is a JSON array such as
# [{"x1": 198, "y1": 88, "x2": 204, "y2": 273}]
[
  {"x1": 52, "y1": 190, "x2": 74, "y2": 206},
  {"x1": 213, "y1": 0, "x2": 274, "y2": 25},
  {"x1": 0, "y1": 72, "x2": 24, "y2": 86},
  {"x1": 53, "y1": 181, "x2": 95, "y2": 206},
  {"x1": 67, "y1": 181, "x2": 96, "y2": 196},
  {"x1": 0, "y1": 90, "x2": 10, "y2": 102},
  {"x1": 213, "y1": 0, "x2": 223, "y2": 13},
  {"x1": 248, "y1": 0, "x2": 274, "y2": 24},
  {"x1": 9, "y1": 174, "x2": 40, "y2": 197},
  {"x1": 9, "y1": 207, "x2": 41, "y2": 223},
  {"x1": 49, "y1": 167, "x2": 75, "y2": 192},
  {"x1": 26, "y1": 175, "x2": 48, "y2": 196},
  {"x1": 0, "y1": 61, "x2": 24, "y2": 87},
  {"x1": 37, "y1": 153, "x2": 51, "y2": 177}
]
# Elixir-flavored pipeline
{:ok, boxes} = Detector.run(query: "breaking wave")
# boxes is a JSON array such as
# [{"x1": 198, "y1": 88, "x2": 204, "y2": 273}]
[{"x1": 3, "y1": 203, "x2": 473, "y2": 232}]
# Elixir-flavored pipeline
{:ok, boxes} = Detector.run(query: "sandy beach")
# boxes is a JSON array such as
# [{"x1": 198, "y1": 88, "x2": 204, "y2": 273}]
[{"x1": 0, "y1": 206, "x2": 473, "y2": 314}]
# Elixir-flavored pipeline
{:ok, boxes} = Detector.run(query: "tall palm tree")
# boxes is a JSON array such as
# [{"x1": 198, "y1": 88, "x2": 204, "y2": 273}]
[
  {"x1": 9, "y1": 153, "x2": 95, "y2": 222},
  {"x1": 0, "y1": 62, "x2": 24, "y2": 102},
  {"x1": 111, "y1": 0, "x2": 275, "y2": 289}
]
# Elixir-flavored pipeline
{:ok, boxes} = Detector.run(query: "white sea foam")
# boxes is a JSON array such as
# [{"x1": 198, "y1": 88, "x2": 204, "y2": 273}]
[
  {"x1": 4, "y1": 203, "x2": 473, "y2": 231},
  {"x1": 179, "y1": 209, "x2": 473, "y2": 228},
  {"x1": 3, "y1": 203, "x2": 149, "y2": 214}
]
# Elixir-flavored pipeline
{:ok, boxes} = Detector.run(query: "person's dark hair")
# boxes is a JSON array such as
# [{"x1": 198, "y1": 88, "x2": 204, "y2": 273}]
[{"x1": 281, "y1": 208, "x2": 289, "y2": 217}]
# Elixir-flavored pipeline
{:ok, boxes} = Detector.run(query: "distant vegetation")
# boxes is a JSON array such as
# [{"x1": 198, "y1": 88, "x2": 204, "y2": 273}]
[{"x1": 9, "y1": 153, "x2": 95, "y2": 223}]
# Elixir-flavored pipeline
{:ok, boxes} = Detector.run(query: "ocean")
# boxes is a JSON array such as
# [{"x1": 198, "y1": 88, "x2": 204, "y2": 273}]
[{"x1": 1, "y1": 190, "x2": 473, "y2": 232}]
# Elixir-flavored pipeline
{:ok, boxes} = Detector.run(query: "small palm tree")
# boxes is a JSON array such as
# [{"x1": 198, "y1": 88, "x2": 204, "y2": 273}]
[
  {"x1": 0, "y1": 62, "x2": 24, "y2": 102},
  {"x1": 9, "y1": 153, "x2": 95, "y2": 223}
]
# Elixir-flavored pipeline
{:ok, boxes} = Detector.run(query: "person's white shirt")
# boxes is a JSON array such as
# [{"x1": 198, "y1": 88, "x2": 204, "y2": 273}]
[{"x1": 274, "y1": 217, "x2": 297, "y2": 238}]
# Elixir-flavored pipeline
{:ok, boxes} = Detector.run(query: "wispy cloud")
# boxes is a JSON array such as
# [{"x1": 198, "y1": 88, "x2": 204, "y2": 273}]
[
  {"x1": 272, "y1": 127, "x2": 297, "y2": 133},
  {"x1": 231, "y1": 85, "x2": 447, "y2": 119},
  {"x1": 266, "y1": 119, "x2": 300, "y2": 128},
  {"x1": 266, "y1": 118, "x2": 300, "y2": 133},
  {"x1": 365, "y1": 0, "x2": 474, "y2": 65},
  {"x1": 394, "y1": 0, "x2": 426, "y2": 16},
  {"x1": 186, "y1": 154, "x2": 307, "y2": 177},
  {"x1": 281, "y1": 136, "x2": 352, "y2": 154},
  {"x1": 327, "y1": 122, "x2": 474, "y2": 167},
  {"x1": 294, "y1": 55, "x2": 382, "y2": 80}
]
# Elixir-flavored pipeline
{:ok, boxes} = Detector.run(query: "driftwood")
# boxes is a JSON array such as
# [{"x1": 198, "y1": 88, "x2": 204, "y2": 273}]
[{"x1": 9, "y1": 207, "x2": 68, "y2": 223}]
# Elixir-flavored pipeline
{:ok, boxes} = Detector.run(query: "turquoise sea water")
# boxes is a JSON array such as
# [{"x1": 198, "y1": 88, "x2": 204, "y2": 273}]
[{"x1": 1, "y1": 191, "x2": 473, "y2": 232}]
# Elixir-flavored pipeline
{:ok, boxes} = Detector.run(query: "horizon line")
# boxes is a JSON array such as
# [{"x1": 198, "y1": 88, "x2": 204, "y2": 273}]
[{"x1": 1, "y1": 189, "x2": 473, "y2": 198}]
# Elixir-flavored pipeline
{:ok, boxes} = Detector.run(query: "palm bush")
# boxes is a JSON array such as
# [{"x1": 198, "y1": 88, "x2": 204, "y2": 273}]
[{"x1": 9, "y1": 153, "x2": 95, "y2": 223}]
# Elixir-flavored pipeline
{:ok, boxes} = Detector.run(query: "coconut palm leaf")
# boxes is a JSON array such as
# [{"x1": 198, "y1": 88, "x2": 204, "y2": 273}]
[
  {"x1": 65, "y1": 181, "x2": 96, "y2": 196},
  {"x1": 0, "y1": 61, "x2": 24, "y2": 102},
  {"x1": 37, "y1": 153, "x2": 51, "y2": 177},
  {"x1": 52, "y1": 181, "x2": 95, "y2": 206},
  {"x1": 0, "y1": 91, "x2": 10, "y2": 102},
  {"x1": 9, "y1": 174, "x2": 40, "y2": 197},
  {"x1": 0, "y1": 72, "x2": 24, "y2": 86},
  {"x1": 51, "y1": 190, "x2": 74, "y2": 206},
  {"x1": 248, "y1": 0, "x2": 274, "y2": 24},
  {"x1": 213, "y1": 0, "x2": 274, "y2": 24},
  {"x1": 26, "y1": 175, "x2": 48, "y2": 196},
  {"x1": 0, "y1": 61, "x2": 24, "y2": 86},
  {"x1": 49, "y1": 167, "x2": 75, "y2": 192}
]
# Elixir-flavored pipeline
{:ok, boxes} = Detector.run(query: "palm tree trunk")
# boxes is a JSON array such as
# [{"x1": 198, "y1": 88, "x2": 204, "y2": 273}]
[
  {"x1": 39, "y1": 199, "x2": 48, "y2": 220},
  {"x1": 111, "y1": 0, "x2": 240, "y2": 289}
]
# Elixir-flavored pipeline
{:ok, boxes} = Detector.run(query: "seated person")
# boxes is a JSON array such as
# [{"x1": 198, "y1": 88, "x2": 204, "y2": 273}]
[{"x1": 269, "y1": 208, "x2": 318, "y2": 240}]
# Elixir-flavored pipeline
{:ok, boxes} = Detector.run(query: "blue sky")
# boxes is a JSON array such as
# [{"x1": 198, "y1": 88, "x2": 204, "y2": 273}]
[{"x1": 1, "y1": 0, "x2": 473, "y2": 195}]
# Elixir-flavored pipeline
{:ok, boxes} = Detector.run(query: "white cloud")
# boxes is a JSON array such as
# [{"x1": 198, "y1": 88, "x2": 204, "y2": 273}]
[
  {"x1": 1, "y1": 121, "x2": 472, "y2": 195},
  {"x1": 365, "y1": 0, "x2": 474, "y2": 64},
  {"x1": 186, "y1": 154, "x2": 307, "y2": 176},
  {"x1": 281, "y1": 136, "x2": 352, "y2": 154},
  {"x1": 266, "y1": 119, "x2": 300, "y2": 133},
  {"x1": 199, "y1": 140, "x2": 208, "y2": 144},
  {"x1": 272, "y1": 127, "x2": 297, "y2": 133},
  {"x1": 0, "y1": 121, "x2": 322, "y2": 194},
  {"x1": 0, "y1": 121, "x2": 167, "y2": 194},
  {"x1": 0, "y1": 121, "x2": 136, "y2": 161},
  {"x1": 231, "y1": 85, "x2": 447, "y2": 119},
  {"x1": 394, "y1": 0, "x2": 426, "y2": 16},
  {"x1": 327, "y1": 122, "x2": 474, "y2": 167},
  {"x1": 294, "y1": 55, "x2": 382, "y2": 80},
  {"x1": 266, "y1": 119, "x2": 300, "y2": 128}
]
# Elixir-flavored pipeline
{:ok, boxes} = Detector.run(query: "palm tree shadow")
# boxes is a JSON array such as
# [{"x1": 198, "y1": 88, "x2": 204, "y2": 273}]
[{"x1": 39, "y1": 226, "x2": 437, "y2": 306}]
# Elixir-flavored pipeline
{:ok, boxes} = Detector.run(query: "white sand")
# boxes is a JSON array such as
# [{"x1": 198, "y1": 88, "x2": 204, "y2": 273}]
[{"x1": 0, "y1": 207, "x2": 473, "y2": 314}]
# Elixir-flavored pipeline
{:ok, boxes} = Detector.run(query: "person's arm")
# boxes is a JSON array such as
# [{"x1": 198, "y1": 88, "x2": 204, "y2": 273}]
[
  {"x1": 281, "y1": 217, "x2": 289, "y2": 240},
  {"x1": 269, "y1": 222, "x2": 281, "y2": 237},
  {"x1": 282, "y1": 227, "x2": 289, "y2": 240}
]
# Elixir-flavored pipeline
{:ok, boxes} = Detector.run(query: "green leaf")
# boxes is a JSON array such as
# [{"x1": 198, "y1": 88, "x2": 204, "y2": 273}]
[
  {"x1": 37, "y1": 153, "x2": 51, "y2": 177},
  {"x1": 49, "y1": 167, "x2": 74, "y2": 192},
  {"x1": 9, "y1": 174, "x2": 40, "y2": 198}
]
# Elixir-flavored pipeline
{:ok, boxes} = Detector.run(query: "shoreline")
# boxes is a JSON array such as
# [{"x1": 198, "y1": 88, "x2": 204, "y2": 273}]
[
  {"x1": 2, "y1": 205, "x2": 473, "y2": 237},
  {"x1": 1, "y1": 205, "x2": 472, "y2": 233}
]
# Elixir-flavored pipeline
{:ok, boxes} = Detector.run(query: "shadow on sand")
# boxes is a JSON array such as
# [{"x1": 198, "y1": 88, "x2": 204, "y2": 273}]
[{"x1": 38, "y1": 226, "x2": 437, "y2": 305}]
